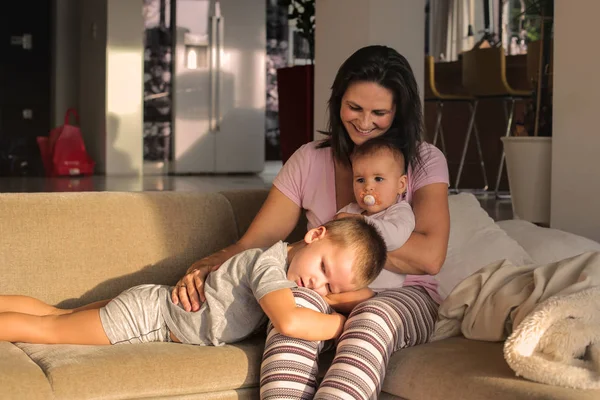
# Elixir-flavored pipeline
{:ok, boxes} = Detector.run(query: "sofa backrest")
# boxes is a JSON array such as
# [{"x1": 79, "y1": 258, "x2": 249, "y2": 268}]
[
  {"x1": 0, "y1": 189, "x2": 308, "y2": 308},
  {"x1": 0, "y1": 191, "x2": 245, "y2": 307},
  {"x1": 220, "y1": 189, "x2": 307, "y2": 244}
]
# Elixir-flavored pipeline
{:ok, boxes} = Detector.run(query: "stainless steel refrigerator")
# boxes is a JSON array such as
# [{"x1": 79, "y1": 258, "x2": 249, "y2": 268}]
[{"x1": 172, "y1": 0, "x2": 265, "y2": 173}]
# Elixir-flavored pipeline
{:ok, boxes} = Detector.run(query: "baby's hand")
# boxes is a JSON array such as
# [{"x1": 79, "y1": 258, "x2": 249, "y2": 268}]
[{"x1": 335, "y1": 212, "x2": 363, "y2": 220}]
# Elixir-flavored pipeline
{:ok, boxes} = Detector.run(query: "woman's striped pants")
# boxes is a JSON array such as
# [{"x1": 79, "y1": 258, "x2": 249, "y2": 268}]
[{"x1": 260, "y1": 286, "x2": 438, "y2": 400}]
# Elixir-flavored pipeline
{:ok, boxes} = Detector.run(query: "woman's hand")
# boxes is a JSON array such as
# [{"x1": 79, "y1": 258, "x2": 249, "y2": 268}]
[
  {"x1": 171, "y1": 241, "x2": 250, "y2": 311},
  {"x1": 172, "y1": 186, "x2": 301, "y2": 312},
  {"x1": 171, "y1": 259, "x2": 221, "y2": 312}
]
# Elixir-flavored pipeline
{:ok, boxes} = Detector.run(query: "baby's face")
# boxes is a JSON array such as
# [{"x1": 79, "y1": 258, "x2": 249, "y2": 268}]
[{"x1": 352, "y1": 149, "x2": 407, "y2": 215}]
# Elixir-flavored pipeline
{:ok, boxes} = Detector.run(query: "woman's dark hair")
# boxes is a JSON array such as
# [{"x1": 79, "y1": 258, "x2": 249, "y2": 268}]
[{"x1": 318, "y1": 45, "x2": 423, "y2": 172}]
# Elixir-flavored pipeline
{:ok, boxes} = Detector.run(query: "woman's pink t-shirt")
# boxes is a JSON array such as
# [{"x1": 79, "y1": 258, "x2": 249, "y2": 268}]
[{"x1": 273, "y1": 140, "x2": 449, "y2": 303}]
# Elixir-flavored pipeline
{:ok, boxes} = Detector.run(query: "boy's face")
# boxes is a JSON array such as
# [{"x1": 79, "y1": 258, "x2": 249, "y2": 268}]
[
  {"x1": 352, "y1": 149, "x2": 407, "y2": 215},
  {"x1": 287, "y1": 227, "x2": 358, "y2": 297}
]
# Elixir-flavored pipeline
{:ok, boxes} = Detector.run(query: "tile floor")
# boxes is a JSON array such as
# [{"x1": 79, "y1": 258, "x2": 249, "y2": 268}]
[{"x1": 0, "y1": 161, "x2": 513, "y2": 221}]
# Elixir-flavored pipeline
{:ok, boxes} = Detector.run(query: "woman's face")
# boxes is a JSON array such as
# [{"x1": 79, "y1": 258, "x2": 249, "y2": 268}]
[{"x1": 340, "y1": 81, "x2": 396, "y2": 146}]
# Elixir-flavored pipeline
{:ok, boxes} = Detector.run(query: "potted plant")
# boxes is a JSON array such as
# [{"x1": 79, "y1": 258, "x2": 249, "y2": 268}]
[
  {"x1": 502, "y1": 0, "x2": 553, "y2": 226},
  {"x1": 276, "y1": 0, "x2": 315, "y2": 163}
]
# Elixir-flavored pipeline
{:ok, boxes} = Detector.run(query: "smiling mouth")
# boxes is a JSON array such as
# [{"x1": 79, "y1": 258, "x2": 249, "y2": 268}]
[
  {"x1": 352, "y1": 124, "x2": 375, "y2": 135},
  {"x1": 297, "y1": 279, "x2": 305, "y2": 287}
]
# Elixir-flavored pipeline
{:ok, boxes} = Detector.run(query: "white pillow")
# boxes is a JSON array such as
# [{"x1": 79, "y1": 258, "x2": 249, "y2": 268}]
[
  {"x1": 435, "y1": 193, "x2": 533, "y2": 299},
  {"x1": 497, "y1": 219, "x2": 600, "y2": 264}
]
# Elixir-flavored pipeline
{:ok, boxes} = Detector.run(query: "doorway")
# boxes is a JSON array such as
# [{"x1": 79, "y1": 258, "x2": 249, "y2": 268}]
[{"x1": 0, "y1": 0, "x2": 52, "y2": 176}]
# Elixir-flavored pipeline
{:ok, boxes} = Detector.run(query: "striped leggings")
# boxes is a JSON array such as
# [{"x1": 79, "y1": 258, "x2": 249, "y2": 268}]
[{"x1": 260, "y1": 286, "x2": 438, "y2": 400}]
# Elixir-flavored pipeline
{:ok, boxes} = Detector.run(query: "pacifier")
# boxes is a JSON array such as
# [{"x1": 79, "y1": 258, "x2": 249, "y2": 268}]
[
  {"x1": 360, "y1": 192, "x2": 380, "y2": 207},
  {"x1": 363, "y1": 195, "x2": 376, "y2": 206}
]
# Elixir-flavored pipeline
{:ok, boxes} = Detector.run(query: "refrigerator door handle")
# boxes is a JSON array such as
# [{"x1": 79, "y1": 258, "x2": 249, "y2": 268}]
[
  {"x1": 210, "y1": 15, "x2": 218, "y2": 132},
  {"x1": 215, "y1": 15, "x2": 223, "y2": 132}
]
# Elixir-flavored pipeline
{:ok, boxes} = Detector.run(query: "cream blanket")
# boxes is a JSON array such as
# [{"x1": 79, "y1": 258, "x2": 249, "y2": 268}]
[{"x1": 432, "y1": 252, "x2": 600, "y2": 389}]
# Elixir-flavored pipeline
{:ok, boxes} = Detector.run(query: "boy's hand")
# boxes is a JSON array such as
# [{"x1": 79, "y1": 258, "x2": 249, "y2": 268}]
[
  {"x1": 324, "y1": 288, "x2": 375, "y2": 314},
  {"x1": 331, "y1": 311, "x2": 347, "y2": 340}
]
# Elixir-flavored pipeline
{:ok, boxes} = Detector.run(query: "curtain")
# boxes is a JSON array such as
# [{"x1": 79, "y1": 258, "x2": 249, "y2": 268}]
[{"x1": 429, "y1": 0, "x2": 475, "y2": 61}]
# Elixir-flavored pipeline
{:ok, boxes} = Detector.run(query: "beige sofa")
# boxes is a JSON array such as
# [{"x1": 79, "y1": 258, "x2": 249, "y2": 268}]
[{"x1": 1, "y1": 189, "x2": 598, "y2": 400}]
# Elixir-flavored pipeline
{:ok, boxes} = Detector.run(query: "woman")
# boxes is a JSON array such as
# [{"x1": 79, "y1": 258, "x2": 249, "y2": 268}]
[{"x1": 173, "y1": 45, "x2": 450, "y2": 399}]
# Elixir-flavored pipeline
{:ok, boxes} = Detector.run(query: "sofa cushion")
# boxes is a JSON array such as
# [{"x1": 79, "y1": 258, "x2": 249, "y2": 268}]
[
  {"x1": 0, "y1": 192, "x2": 239, "y2": 308},
  {"x1": 435, "y1": 193, "x2": 533, "y2": 298},
  {"x1": 0, "y1": 342, "x2": 53, "y2": 400},
  {"x1": 16, "y1": 336, "x2": 265, "y2": 400},
  {"x1": 220, "y1": 189, "x2": 308, "y2": 243},
  {"x1": 383, "y1": 337, "x2": 600, "y2": 400},
  {"x1": 220, "y1": 190, "x2": 270, "y2": 239},
  {"x1": 497, "y1": 219, "x2": 600, "y2": 264}
]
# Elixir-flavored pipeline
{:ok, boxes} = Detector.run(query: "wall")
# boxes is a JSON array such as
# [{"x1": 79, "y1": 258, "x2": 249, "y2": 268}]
[
  {"x1": 551, "y1": 0, "x2": 600, "y2": 242},
  {"x1": 78, "y1": 0, "x2": 108, "y2": 173},
  {"x1": 55, "y1": 0, "x2": 143, "y2": 176},
  {"x1": 314, "y1": 0, "x2": 425, "y2": 139},
  {"x1": 51, "y1": 0, "x2": 81, "y2": 127},
  {"x1": 105, "y1": 0, "x2": 144, "y2": 175}
]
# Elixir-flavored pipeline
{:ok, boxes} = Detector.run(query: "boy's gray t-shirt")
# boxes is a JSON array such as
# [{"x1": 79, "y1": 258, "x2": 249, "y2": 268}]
[{"x1": 160, "y1": 241, "x2": 296, "y2": 346}]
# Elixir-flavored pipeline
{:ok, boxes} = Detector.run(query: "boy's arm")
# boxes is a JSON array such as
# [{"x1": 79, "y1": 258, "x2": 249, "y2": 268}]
[
  {"x1": 324, "y1": 288, "x2": 375, "y2": 314},
  {"x1": 259, "y1": 288, "x2": 346, "y2": 341}
]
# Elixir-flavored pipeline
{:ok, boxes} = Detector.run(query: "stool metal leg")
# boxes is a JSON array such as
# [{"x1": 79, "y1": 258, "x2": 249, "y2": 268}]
[
  {"x1": 438, "y1": 122, "x2": 447, "y2": 155},
  {"x1": 433, "y1": 101, "x2": 444, "y2": 150},
  {"x1": 494, "y1": 98, "x2": 516, "y2": 197},
  {"x1": 472, "y1": 106, "x2": 488, "y2": 191},
  {"x1": 454, "y1": 99, "x2": 479, "y2": 191}
]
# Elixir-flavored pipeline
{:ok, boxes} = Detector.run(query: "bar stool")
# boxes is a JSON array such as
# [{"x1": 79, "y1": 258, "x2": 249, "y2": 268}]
[
  {"x1": 424, "y1": 56, "x2": 488, "y2": 191},
  {"x1": 457, "y1": 47, "x2": 531, "y2": 197}
]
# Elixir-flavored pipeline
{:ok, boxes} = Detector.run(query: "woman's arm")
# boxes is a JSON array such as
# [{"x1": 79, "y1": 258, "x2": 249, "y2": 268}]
[
  {"x1": 385, "y1": 183, "x2": 450, "y2": 276},
  {"x1": 260, "y1": 288, "x2": 346, "y2": 341},
  {"x1": 237, "y1": 186, "x2": 303, "y2": 250},
  {"x1": 173, "y1": 186, "x2": 302, "y2": 311}
]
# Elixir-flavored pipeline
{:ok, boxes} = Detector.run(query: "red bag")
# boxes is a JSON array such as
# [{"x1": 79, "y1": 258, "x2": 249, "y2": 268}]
[{"x1": 37, "y1": 109, "x2": 95, "y2": 177}]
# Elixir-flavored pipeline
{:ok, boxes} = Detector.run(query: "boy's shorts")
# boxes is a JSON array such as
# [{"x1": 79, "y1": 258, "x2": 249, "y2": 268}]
[{"x1": 99, "y1": 284, "x2": 173, "y2": 344}]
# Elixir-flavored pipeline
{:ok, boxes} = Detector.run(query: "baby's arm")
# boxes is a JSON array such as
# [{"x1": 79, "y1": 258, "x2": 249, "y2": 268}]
[
  {"x1": 364, "y1": 202, "x2": 415, "y2": 250},
  {"x1": 324, "y1": 288, "x2": 375, "y2": 314},
  {"x1": 334, "y1": 203, "x2": 363, "y2": 220},
  {"x1": 259, "y1": 288, "x2": 346, "y2": 341}
]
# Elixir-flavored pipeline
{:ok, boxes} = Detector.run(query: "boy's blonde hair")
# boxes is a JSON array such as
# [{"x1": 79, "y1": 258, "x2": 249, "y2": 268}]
[
  {"x1": 351, "y1": 137, "x2": 406, "y2": 174},
  {"x1": 322, "y1": 218, "x2": 387, "y2": 286}
]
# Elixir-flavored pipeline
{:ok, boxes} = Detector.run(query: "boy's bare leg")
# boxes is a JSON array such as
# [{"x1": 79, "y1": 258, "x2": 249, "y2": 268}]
[
  {"x1": 0, "y1": 295, "x2": 111, "y2": 316},
  {"x1": 0, "y1": 295, "x2": 69, "y2": 316},
  {"x1": 0, "y1": 309, "x2": 111, "y2": 345},
  {"x1": 72, "y1": 299, "x2": 111, "y2": 313}
]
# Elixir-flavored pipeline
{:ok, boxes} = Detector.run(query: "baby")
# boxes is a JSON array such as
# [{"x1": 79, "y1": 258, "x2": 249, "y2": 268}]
[
  {"x1": 335, "y1": 136, "x2": 415, "y2": 293},
  {"x1": 0, "y1": 218, "x2": 387, "y2": 346}
]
